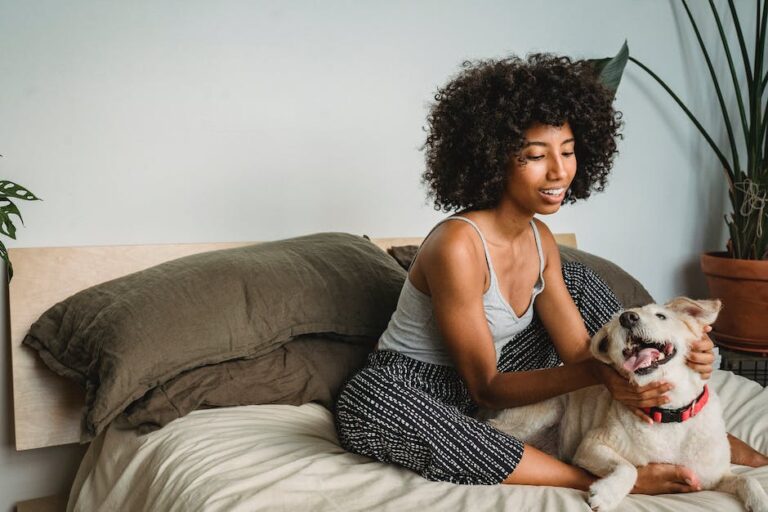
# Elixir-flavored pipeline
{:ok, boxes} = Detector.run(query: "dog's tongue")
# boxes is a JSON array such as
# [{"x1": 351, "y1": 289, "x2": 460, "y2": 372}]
[{"x1": 623, "y1": 347, "x2": 661, "y2": 372}]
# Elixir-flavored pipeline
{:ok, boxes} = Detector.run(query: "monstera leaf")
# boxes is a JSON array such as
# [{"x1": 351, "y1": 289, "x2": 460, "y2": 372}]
[
  {"x1": 0, "y1": 179, "x2": 41, "y2": 280},
  {"x1": 0, "y1": 180, "x2": 40, "y2": 201}
]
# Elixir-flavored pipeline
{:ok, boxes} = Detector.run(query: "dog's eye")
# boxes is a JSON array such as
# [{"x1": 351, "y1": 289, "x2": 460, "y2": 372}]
[{"x1": 656, "y1": 313, "x2": 667, "y2": 320}]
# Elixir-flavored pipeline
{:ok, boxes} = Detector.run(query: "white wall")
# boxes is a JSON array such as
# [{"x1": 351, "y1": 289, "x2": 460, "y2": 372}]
[{"x1": 0, "y1": 0, "x2": 747, "y2": 508}]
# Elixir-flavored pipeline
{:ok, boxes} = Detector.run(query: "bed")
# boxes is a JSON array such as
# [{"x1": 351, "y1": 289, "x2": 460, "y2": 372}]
[{"x1": 9, "y1": 233, "x2": 768, "y2": 512}]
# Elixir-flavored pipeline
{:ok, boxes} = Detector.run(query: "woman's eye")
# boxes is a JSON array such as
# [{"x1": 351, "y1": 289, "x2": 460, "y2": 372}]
[
  {"x1": 656, "y1": 313, "x2": 667, "y2": 320},
  {"x1": 526, "y1": 155, "x2": 545, "y2": 161},
  {"x1": 562, "y1": 151, "x2": 575, "y2": 157}
]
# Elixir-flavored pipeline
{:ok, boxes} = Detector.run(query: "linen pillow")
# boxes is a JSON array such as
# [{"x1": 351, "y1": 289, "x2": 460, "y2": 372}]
[
  {"x1": 117, "y1": 333, "x2": 375, "y2": 434},
  {"x1": 386, "y1": 244, "x2": 654, "y2": 308},
  {"x1": 558, "y1": 246, "x2": 654, "y2": 307},
  {"x1": 23, "y1": 232, "x2": 406, "y2": 441}
]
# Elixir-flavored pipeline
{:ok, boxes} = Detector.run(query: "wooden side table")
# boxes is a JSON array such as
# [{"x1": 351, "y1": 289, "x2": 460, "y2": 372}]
[{"x1": 718, "y1": 346, "x2": 768, "y2": 387}]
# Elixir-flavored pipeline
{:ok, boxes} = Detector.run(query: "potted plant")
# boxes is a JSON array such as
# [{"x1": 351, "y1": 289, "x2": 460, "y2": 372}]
[
  {"x1": 0, "y1": 159, "x2": 41, "y2": 281},
  {"x1": 631, "y1": 0, "x2": 767, "y2": 351}
]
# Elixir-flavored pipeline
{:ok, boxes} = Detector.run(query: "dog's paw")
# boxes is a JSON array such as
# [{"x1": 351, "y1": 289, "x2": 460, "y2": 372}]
[
  {"x1": 737, "y1": 475, "x2": 768, "y2": 512},
  {"x1": 587, "y1": 482, "x2": 625, "y2": 511},
  {"x1": 745, "y1": 492, "x2": 768, "y2": 512}
]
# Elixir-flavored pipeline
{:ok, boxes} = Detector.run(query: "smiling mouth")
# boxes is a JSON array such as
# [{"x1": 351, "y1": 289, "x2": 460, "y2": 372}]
[
  {"x1": 622, "y1": 335, "x2": 676, "y2": 375},
  {"x1": 540, "y1": 188, "x2": 564, "y2": 196}
]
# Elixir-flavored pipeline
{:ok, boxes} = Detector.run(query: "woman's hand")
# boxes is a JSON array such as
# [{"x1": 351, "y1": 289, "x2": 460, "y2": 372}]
[
  {"x1": 588, "y1": 360, "x2": 672, "y2": 424},
  {"x1": 687, "y1": 325, "x2": 715, "y2": 380}
]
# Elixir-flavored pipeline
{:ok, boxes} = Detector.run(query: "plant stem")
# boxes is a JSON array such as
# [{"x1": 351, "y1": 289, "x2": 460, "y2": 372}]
[{"x1": 629, "y1": 56, "x2": 735, "y2": 190}]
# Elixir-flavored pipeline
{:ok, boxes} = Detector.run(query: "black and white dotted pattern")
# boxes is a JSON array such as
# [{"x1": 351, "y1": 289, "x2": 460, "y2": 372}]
[
  {"x1": 334, "y1": 261, "x2": 623, "y2": 485},
  {"x1": 497, "y1": 261, "x2": 623, "y2": 372}
]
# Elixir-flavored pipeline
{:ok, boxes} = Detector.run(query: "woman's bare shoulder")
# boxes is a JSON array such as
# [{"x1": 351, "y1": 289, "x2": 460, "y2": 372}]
[
  {"x1": 531, "y1": 218, "x2": 561, "y2": 263},
  {"x1": 420, "y1": 219, "x2": 483, "y2": 260},
  {"x1": 410, "y1": 219, "x2": 486, "y2": 294}
]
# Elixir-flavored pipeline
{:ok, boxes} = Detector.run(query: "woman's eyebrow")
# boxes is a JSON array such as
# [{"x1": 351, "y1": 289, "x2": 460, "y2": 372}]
[{"x1": 522, "y1": 138, "x2": 575, "y2": 148}]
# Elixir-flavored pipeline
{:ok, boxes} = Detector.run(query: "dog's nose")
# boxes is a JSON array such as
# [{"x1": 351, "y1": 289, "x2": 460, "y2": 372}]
[{"x1": 619, "y1": 311, "x2": 640, "y2": 329}]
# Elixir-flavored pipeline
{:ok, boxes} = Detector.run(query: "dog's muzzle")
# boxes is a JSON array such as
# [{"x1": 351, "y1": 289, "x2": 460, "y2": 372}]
[{"x1": 622, "y1": 335, "x2": 676, "y2": 375}]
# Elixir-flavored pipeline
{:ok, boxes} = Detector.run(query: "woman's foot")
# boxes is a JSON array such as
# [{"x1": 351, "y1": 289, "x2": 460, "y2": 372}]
[{"x1": 632, "y1": 463, "x2": 700, "y2": 494}]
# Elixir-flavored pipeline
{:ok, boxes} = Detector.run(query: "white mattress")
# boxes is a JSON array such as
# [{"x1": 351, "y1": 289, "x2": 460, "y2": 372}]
[{"x1": 68, "y1": 370, "x2": 768, "y2": 511}]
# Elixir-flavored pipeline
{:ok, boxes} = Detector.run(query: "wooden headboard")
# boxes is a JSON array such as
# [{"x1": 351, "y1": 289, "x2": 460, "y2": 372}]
[{"x1": 9, "y1": 233, "x2": 576, "y2": 451}]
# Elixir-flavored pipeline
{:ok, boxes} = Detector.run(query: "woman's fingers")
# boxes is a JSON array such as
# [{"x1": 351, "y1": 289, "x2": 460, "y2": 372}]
[
  {"x1": 616, "y1": 391, "x2": 668, "y2": 409},
  {"x1": 686, "y1": 349, "x2": 715, "y2": 380},
  {"x1": 675, "y1": 465, "x2": 701, "y2": 490},
  {"x1": 633, "y1": 381, "x2": 672, "y2": 395},
  {"x1": 690, "y1": 334, "x2": 714, "y2": 355},
  {"x1": 635, "y1": 396, "x2": 669, "y2": 408},
  {"x1": 687, "y1": 335, "x2": 715, "y2": 379},
  {"x1": 686, "y1": 362, "x2": 713, "y2": 375},
  {"x1": 631, "y1": 407, "x2": 653, "y2": 424},
  {"x1": 687, "y1": 350, "x2": 715, "y2": 365},
  {"x1": 608, "y1": 378, "x2": 672, "y2": 409}
]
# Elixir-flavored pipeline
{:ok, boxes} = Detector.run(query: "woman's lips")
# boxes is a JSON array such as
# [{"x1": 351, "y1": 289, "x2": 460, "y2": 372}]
[{"x1": 539, "y1": 188, "x2": 565, "y2": 204}]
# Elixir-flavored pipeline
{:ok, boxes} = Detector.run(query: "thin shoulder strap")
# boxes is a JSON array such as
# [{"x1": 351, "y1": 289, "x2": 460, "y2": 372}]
[{"x1": 530, "y1": 220, "x2": 545, "y2": 276}]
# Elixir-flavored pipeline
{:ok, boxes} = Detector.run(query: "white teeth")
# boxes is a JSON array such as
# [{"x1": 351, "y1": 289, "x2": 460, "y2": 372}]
[{"x1": 541, "y1": 188, "x2": 564, "y2": 196}]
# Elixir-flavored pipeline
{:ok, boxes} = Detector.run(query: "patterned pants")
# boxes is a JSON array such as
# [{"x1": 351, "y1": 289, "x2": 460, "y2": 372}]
[{"x1": 334, "y1": 262, "x2": 623, "y2": 485}]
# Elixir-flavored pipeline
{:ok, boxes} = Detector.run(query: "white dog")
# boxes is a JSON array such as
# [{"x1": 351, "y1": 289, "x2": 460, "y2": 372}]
[{"x1": 480, "y1": 297, "x2": 767, "y2": 511}]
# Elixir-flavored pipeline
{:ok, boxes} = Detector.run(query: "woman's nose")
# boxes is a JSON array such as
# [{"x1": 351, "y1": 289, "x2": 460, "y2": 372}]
[{"x1": 548, "y1": 156, "x2": 568, "y2": 179}]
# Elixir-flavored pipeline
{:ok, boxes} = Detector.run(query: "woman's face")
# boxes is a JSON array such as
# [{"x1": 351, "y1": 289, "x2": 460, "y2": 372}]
[{"x1": 504, "y1": 122, "x2": 577, "y2": 216}]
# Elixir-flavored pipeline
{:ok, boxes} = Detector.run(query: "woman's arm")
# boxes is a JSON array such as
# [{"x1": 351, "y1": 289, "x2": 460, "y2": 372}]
[
  {"x1": 421, "y1": 223, "x2": 611, "y2": 409},
  {"x1": 529, "y1": 221, "x2": 591, "y2": 364},
  {"x1": 530, "y1": 221, "x2": 673, "y2": 416}
]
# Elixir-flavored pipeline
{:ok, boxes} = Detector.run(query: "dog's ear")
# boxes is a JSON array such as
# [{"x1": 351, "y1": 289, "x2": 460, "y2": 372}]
[
  {"x1": 590, "y1": 326, "x2": 612, "y2": 363},
  {"x1": 664, "y1": 297, "x2": 722, "y2": 325}
]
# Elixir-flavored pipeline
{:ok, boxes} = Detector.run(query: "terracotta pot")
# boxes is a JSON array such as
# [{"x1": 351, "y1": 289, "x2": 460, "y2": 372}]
[{"x1": 700, "y1": 252, "x2": 768, "y2": 354}]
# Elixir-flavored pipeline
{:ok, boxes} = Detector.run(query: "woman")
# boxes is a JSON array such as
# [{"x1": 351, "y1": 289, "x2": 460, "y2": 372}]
[{"x1": 335, "y1": 54, "x2": 765, "y2": 492}]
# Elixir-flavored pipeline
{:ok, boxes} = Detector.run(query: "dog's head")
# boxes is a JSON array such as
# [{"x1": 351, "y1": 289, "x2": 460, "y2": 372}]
[{"x1": 590, "y1": 297, "x2": 721, "y2": 385}]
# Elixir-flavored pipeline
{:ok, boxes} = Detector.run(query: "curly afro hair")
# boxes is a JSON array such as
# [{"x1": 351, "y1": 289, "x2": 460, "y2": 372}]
[{"x1": 421, "y1": 53, "x2": 623, "y2": 212}]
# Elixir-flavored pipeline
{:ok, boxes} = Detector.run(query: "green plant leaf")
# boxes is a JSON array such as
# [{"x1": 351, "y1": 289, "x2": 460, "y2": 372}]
[
  {"x1": 0, "y1": 239, "x2": 12, "y2": 281},
  {"x1": 0, "y1": 197, "x2": 24, "y2": 238},
  {"x1": 728, "y1": 0, "x2": 754, "y2": 85},
  {"x1": 753, "y1": 0, "x2": 768, "y2": 168},
  {"x1": 0, "y1": 208, "x2": 17, "y2": 239},
  {"x1": 629, "y1": 55, "x2": 734, "y2": 187},
  {"x1": 681, "y1": 0, "x2": 741, "y2": 180},
  {"x1": 0, "y1": 181, "x2": 40, "y2": 201},
  {"x1": 586, "y1": 40, "x2": 629, "y2": 99},
  {"x1": 0, "y1": 197, "x2": 23, "y2": 224},
  {"x1": 709, "y1": 0, "x2": 749, "y2": 145}
]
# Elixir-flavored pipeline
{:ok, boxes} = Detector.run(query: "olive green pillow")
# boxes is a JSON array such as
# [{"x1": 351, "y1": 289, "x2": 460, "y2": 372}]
[
  {"x1": 116, "y1": 333, "x2": 375, "y2": 434},
  {"x1": 558, "y1": 245, "x2": 654, "y2": 308},
  {"x1": 23, "y1": 232, "x2": 405, "y2": 441}
]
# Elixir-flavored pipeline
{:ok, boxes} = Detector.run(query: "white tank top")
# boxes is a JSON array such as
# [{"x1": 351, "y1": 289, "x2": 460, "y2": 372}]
[{"x1": 377, "y1": 215, "x2": 545, "y2": 366}]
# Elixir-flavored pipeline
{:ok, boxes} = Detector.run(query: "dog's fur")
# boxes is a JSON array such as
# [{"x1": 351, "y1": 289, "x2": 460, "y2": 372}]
[{"x1": 479, "y1": 298, "x2": 767, "y2": 511}]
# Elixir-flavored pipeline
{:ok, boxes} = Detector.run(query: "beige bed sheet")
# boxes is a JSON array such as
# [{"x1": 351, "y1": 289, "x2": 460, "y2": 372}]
[{"x1": 68, "y1": 370, "x2": 768, "y2": 512}]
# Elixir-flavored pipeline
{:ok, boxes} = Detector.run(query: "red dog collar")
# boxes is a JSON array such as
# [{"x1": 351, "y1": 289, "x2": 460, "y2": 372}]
[{"x1": 642, "y1": 386, "x2": 709, "y2": 424}]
